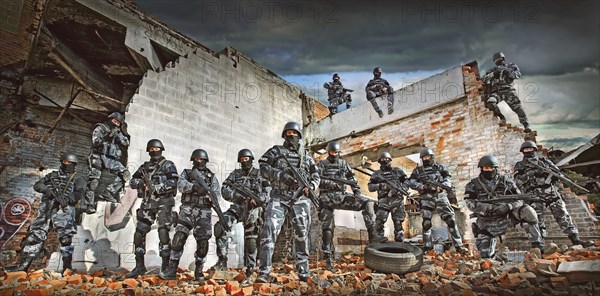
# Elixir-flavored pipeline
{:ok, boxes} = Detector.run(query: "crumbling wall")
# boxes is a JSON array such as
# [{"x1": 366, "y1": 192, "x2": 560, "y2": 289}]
[{"x1": 304, "y1": 63, "x2": 599, "y2": 251}]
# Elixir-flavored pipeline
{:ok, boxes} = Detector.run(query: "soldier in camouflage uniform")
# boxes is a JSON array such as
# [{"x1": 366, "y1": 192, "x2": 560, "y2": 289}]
[
  {"x1": 366, "y1": 67, "x2": 394, "y2": 118},
  {"x1": 514, "y1": 141, "x2": 594, "y2": 247},
  {"x1": 126, "y1": 139, "x2": 178, "y2": 278},
  {"x1": 82, "y1": 112, "x2": 130, "y2": 214},
  {"x1": 255, "y1": 122, "x2": 320, "y2": 283},
  {"x1": 15, "y1": 153, "x2": 86, "y2": 273},
  {"x1": 482, "y1": 52, "x2": 531, "y2": 132},
  {"x1": 368, "y1": 152, "x2": 407, "y2": 243},
  {"x1": 323, "y1": 73, "x2": 353, "y2": 116},
  {"x1": 210, "y1": 149, "x2": 269, "y2": 276},
  {"x1": 160, "y1": 149, "x2": 221, "y2": 281},
  {"x1": 408, "y1": 148, "x2": 464, "y2": 252},
  {"x1": 318, "y1": 142, "x2": 387, "y2": 270},
  {"x1": 465, "y1": 155, "x2": 543, "y2": 258}
]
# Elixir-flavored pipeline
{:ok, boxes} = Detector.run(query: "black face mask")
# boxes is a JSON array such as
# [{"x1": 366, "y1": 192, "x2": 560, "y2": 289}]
[
  {"x1": 422, "y1": 159, "x2": 434, "y2": 167},
  {"x1": 523, "y1": 151, "x2": 535, "y2": 158},
  {"x1": 327, "y1": 153, "x2": 339, "y2": 161},
  {"x1": 284, "y1": 135, "x2": 301, "y2": 150},
  {"x1": 149, "y1": 150, "x2": 162, "y2": 161},
  {"x1": 495, "y1": 60, "x2": 506, "y2": 66},
  {"x1": 194, "y1": 159, "x2": 208, "y2": 169},
  {"x1": 379, "y1": 159, "x2": 392, "y2": 170},
  {"x1": 61, "y1": 163, "x2": 76, "y2": 174},
  {"x1": 481, "y1": 169, "x2": 496, "y2": 180},
  {"x1": 240, "y1": 160, "x2": 253, "y2": 171}
]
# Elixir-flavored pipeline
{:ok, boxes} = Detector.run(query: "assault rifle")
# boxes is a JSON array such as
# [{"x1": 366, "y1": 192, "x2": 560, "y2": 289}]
[
  {"x1": 372, "y1": 175, "x2": 420, "y2": 206},
  {"x1": 281, "y1": 157, "x2": 321, "y2": 211},
  {"x1": 472, "y1": 193, "x2": 544, "y2": 204},
  {"x1": 320, "y1": 176, "x2": 359, "y2": 189},
  {"x1": 223, "y1": 179, "x2": 264, "y2": 207},
  {"x1": 48, "y1": 176, "x2": 69, "y2": 210},
  {"x1": 140, "y1": 170, "x2": 154, "y2": 200},
  {"x1": 189, "y1": 169, "x2": 231, "y2": 232},
  {"x1": 525, "y1": 159, "x2": 589, "y2": 193},
  {"x1": 421, "y1": 179, "x2": 458, "y2": 206}
]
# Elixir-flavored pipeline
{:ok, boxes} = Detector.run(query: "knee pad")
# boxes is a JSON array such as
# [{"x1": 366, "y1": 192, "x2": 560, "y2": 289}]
[
  {"x1": 245, "y1": 238, "x2": 257, "y2": 254},
  {"x1": 365, "y1": 201, "x2": 375, "y2": 215},
  {"x1": 516, "y1": 205, "x2": 538, "y2": 224},
  {"x1": 59, "y1": 236, "x2": 72, "y2": 247},
  {"x1": 444, "y1": 217, "x2": 456, "y2": 228},
  {"x1": 133, "y1": 231, "x2": 145, "y2": 247},
  {"x1": 422, "y1": 219, "x2": 432, "y2": 231},
  {"x1": 171, "y1": 231, "x2": 187, "y2": 251},
  {"x1": 367, "y1": 91, "x2": 376, "y2": 100},
  {"x1": 25, "y1": 234, "x2": 42, "y2": 245},
  {"x1": 88, "y1": 179, "x2": 99, "y2": 190},
  {"x1": 214, "y1": 222, "x2": 226, "y2": 238},
  {"x1": 196, "y1": 240, "x2": 209, "y2": 258},
  {"x1": 486, "y1": 95, "x2": 498, "y2": 105},
  {"x1": 120, "y1": 169, "x2": 131, "y2": 182},
  {"x1": 322, "y1": 230, "x2": 333, "y2": 243},
  {"x1": 158, "y1": 227, "x2": 170, "y2": 244},
  {"x1": 387, "y1": 86, "x2": 394, "y2": 93}
]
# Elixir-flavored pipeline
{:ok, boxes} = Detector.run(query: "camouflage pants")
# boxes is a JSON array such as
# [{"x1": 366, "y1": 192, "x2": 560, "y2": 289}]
[
  {"x1": 134, "y1": 205, "x2": 176, "y2": 257},
  {"x1": 367, "y1": 90, "x2": 395, "y2": 114},
  {"x1": 476, "y1": 208, "x2": 542, "y2": 258},
  {"x1": 258, "y1": 193, "x2": 311, "y2": 278},
  {"x1": 530, "y1": 193, "x2": 578, "y2": 238},
  {"x1": 328, "y1": 94, "x2": 352, "y2": 115},
  {"x1": 420, "y1": 193, "x2": 463, "y2": 248},
  {"x1": 22, "y1": 201, "x2": 77, "y2": 259},
  {"x1": 215, "y1": 203, "x2": 264, "y2": 268},
  {"x1": 169, "y1": 204, "x2": 212, "y2": 261},
  {"x1": 375, "y1": 196, "x2": 406, "y2": 241},
  {"x1": 82, "y1": 154, "x2": 127, "y2": 210},
  {"x1": 319, "y1": 192, "x2": 374, "y2": 254},
  {"x1": 486, "y1": 89, "x2": 528, "y2": 125}
]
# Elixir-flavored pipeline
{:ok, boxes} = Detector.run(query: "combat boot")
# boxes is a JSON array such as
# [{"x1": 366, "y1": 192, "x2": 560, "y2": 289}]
[
  {"x1": 158, "y1": 259, "x2": 178, "y2": 280},
  {"x1": 324, "y1": 254, "x2": 334, "y2": 271},
  {"x1": 194, "y1": 260, "x2": 206, "y2": 281},
  {"x1": 62, "y1": 256, "x2": 73, "y2": 274},
  {"x1": 211, "y1": 256, "x2": 228, "y2": 271},
  {"x1": 532, "y1": 242, "x2": 545, "y2": 254},
  {"x1": 255, "y1": 273, "x2": 271, "y2": 283},
  {"x1": 367, "y1": 228, "x2": 388, "y2": 244},
  {"x1": 125, "y1": 255, "x2": 146, "y2": 278},
  {"x1": 245, "y1": 266, "x2": 254, "y2": 277},
  {"x1": 394, "y1": 230, "x2": 404, "y2": 242},
  {"x1": 161, "y1": 256, "x2": 170, "y2": 272},
  {"x1": 568, "y1": 233, "x2": 594, "y2": 248},
  {"x1": 12, "y1": 256, "x2": 34, "y2": 272},
  {"x1": 422, "y1": 232, "x2": 433, "y2": 252},
  {"x1": 377, "y1": 110, "x2": 384, "y2": 118}
]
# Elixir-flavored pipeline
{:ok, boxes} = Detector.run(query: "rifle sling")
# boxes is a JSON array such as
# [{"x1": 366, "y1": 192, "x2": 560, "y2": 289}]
[{"x1": 476, "y1": 177, "x2": 499, "y2": 200}]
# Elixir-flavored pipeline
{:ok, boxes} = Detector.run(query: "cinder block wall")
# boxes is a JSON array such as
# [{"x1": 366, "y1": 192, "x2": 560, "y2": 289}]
[{"x1": 120, "y1": 48, "x2": 303, "y2": 270}]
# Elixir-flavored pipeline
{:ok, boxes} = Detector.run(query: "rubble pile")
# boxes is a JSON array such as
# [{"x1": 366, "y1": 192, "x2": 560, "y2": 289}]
[{"x1": 1, "y1": 244, "x2": 599, "y2": 295}]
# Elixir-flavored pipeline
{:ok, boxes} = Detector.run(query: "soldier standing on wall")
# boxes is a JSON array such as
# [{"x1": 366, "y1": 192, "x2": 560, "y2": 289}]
[
  {"x1": 13, "y1": 153, "x2": 86, "y2": 273},
  {"x1": 514, "y1": 141, "x2": 594, "y2": 247},
  {"x1": 481, "y1": 52, "x2": 531, "y2": 132},
  {"x1": 408, "y1": 148, "x2": 465, "y2": 253},
  {"x1": 210, "y1": 149, "x2": 270, "y2": 278},
  {"x1": 367, "y1": 152, "x2": 408, "y2": 243},
  {"x1": 366, "y1": 67, "x2": 395, "y2": 118},
  {"x1": 255, "y1": 122, "x2": 320, "y2": 283},
  {"x1": 318, "y1": 142, "x2": 387, "y2": 270},
  {"x1": 465, "y1": 155, "x2": 543, "y2": 258},
  {"x1": 323, "y1": 73, "x2": 353, "y2": 116},
  {"x1": 81, "y1": 112, "x2": 130, "y2": 214},
  {"x1": 126, "y1": 139, "x2": 178, "y2": 278}
]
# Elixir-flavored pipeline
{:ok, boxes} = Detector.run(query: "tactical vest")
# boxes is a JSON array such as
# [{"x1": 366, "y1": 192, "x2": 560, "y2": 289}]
[
  {"x1": 47, "y1": 171, "x2": 77, "y2": 205},
  {"x1": 271, "y1": 145, "x2": 309, "y2": 191},
  {"x1": 472, "y1": 175, "x2": 512, "y2": 200},
  {"x1": 92, "y1": 123, "x2": 122, "y2": 159},
  {"x1": 181, "y1": 168, "x2": 214, "y2": 205},
  {"x1": 230, "y1": 168, "x2": 262, "y2": 193},
  {"x1": 374, "y1": 168, "x2": 404, "y2": 199},
  {"x1": 320, "y1": 158, "x2": 347, "y2": 191}
]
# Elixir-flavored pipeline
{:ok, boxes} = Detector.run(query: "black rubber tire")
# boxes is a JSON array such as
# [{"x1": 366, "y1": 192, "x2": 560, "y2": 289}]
[{"x1": 364, "y1": 242, "x2": 423, "y2": 274}]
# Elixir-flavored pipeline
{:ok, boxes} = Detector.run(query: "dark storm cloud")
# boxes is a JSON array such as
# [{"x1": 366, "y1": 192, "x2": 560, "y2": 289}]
[{"x1": 135, "y1": 0, "x2": 599, "y2": 76}]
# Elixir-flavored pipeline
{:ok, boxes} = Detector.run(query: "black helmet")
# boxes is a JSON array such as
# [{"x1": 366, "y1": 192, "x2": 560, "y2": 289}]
[
  {"x1": 332, "y1": 73, "x2": 340, "y2": 79},
  {"x1": 379, "y1": 151, "x2": 392, "y2": 160},
  {"x1": 373, "y1": 67, "x2": 382, "y2": 74},
  {"x1": 326, "y1": 141, "x2": 341, "y2": 153},
  {"x1": 108, "y1": 112, "x2": 124, "y2": 123},
  {"x1": 281, "y1": 121, "x2": 302, "y2": 139},
  {"x1": 60, "y1": 152, "x2": 78, "y2": 164},
  {"x1": 520, "y1": 141, "x2": 538, "y2": 152},
  {"x1": 190, "y1": 149, "x2": 209, "y2": 161},
  {"x1": 420, "y1": 148, "x2": 434, "y2": 158},
  {"x1": 146, "y1": 139, "x2": 165, "y2": 151},
  {"x1": 478, "y1": 155, "x2": 499, "y2": 167},
  {"x1": 493, "y1": 52, "x2": 505, "y2": 62},
  {"x1": 237, "y1": 149, "x2": 254, "y2": 161}
]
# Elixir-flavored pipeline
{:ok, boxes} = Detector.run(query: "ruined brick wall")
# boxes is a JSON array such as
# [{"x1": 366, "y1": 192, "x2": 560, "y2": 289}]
[
  {"x1": 0, "y1": 105, "x2": 92, "y2": 269},
  {"x1": 306, "y1": 65, "x2": 599, "y2": 251}
]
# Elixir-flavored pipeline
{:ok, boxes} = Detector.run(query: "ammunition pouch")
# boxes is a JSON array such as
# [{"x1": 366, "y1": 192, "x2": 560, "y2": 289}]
[{"x1": 181, "y1": 194, "x2": 210, "y2": 206}]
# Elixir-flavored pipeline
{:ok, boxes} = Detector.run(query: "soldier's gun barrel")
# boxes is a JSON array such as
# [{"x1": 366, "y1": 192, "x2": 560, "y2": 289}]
[
  {"x1": 224, "y1": 180, "x2": 264, "y2": 206},
  {"x1": 473, "y1": 194, "x2": 543, "y2": 204},
  {"x1": 281, "y1": 157, "x2": 321, "y2": 210},
  {"x1": 321, "y1": 176, "x2": 358, "y2": 188},
  {"x1": 48, "y1": 177, "x2": 69, "y2": 209},
  {"x1": 526, "y1": 159, "x2": 589, "y2": 193},
  {"x1": 190, "y1": 169, "x2": 231, "y2": 232}
]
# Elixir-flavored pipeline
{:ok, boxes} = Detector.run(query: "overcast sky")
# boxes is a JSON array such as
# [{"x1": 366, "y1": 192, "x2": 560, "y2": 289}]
[{"x1": 136, "y1": 0, "x2": 599, "y2": 152}]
